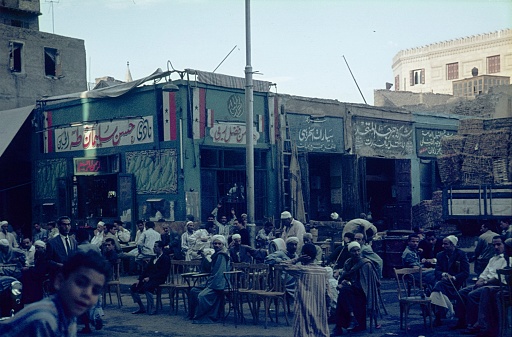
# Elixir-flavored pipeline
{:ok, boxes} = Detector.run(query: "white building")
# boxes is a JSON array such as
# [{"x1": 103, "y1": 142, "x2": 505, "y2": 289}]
[{"x1": 392, "y1": 29, "x2": 512, "y2": 95}]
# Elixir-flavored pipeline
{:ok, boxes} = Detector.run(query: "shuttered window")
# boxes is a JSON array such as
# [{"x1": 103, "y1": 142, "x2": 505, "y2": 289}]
[
  {"x1": 487, "y1": 55, "x2": 500, "y2": 74},
  {"x1": 447, "y1": 62, "x2": 458, "y2": 80},
  {"x1": 394, "y1": 75, "x2": 400, "y2": 91}
]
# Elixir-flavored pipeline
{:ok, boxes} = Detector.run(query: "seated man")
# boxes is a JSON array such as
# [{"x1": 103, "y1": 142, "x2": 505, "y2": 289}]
[
  {"x1": 135, "y1": 221, "x2": 160, "y2": 263},
  {"x1": 402, "y1": 233, "x2": 435, "y2": 288},
  {"x1": 418, "y1": 231, "x2": 443, "y2": 269},
  {"x1": 160, "y1": 223, "x2": 182, "y2": 259},
  {"x1": 450, "y1": 235, "x2": 506, "y2": 336},
  {"x1": 473, "y1": 222, "x2": 498, "y2": 275},
  {"x1": 188, "y1": 235, "x2": 230, "y2": 323},
  {"x1": 429, "y1": 235, "x2": 470, "y2": 326},
  {"x1": 229, "y1": 234, "x2": 266, "y2": 263},
  {"x1": 331, "y1": 241, "x2": 380, "y2": 336},
  {"x1": 0, "y1": 239, "x2": 26, "y2": 279},
  {"x1": 326, "y1": 232, "x2": 355, "y2": 272},
  {"x1": 354, "y1": 233, "x2": 383, "y2": 279},
  {"x1": 130, "y1": 241, "x2": 171, "y2": 315},
  {"x1": 114, "y1": 220, "x2": 131, "y2": 244},
  {"x1": 255, "y1": 221, "x2": 275, "y2": 249},
  {"x1": 265, "y1": 237, "x2": 300, "y2": 299},
  {"x1": 189, "y1": 222, "x2": 216, "y2": 261},
  {"x1": 303, "y1": 233, "x2": 322, "y2": 265}
]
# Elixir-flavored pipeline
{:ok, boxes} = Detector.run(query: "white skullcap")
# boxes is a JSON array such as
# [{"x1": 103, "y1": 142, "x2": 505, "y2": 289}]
[
  {"x1": 232, "y1": 234, "x2": 241, "y2": 240},
  {"x1": 281, "y1": 211, "x2": 292, "y2": 219},
  {"x1": 0, "y1": 239, "x2": 9, "y2": 246},
  {"x1": 446, "y1": 235, "x2": 458, "y2": 246},
  {"x1": 285, "y1": 236, "x2": 299, "y2": 244},
  {"x1": 330, "y1": 212, "x2": 339, "y2": 220},
  {"x1": 34, "y1": 240, "x2": 46, "y2": 248},
  {"x1": 97, "y1": 221, "x2": 105, "y2": 227},
  {"x1": 347, "y1": 241, "x2": 361, "y2": 251},
  {"x1": 186, "y1": 221, "x2": 194, "y2": 226},
  {"x1": 211, "y1": 235, "x2": 226, "y2": 245}
]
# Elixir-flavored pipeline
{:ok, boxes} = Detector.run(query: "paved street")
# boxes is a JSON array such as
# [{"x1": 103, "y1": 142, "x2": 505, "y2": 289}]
[{"x1": 87, "y1": 275, "x2": 475, "y2": 337}]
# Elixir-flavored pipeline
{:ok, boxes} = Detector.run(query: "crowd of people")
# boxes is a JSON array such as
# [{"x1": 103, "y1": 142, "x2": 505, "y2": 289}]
[{"x1": 0, "y1": 212, "x2": 511, "y2": 337}]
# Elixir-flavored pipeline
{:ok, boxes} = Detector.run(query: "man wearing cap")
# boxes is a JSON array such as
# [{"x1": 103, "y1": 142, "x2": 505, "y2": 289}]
[
  {"x1": 229, "y1": 233, "x2": 266, "y2": 264},
  {"x1": 429, "y1": 235, "x2": 470, "y2": 326},
  {"x1": 181, "y1": 221, "x2": 196, "y2": 261},
  {"x1": 280, "y1": 211, "x2": 306, "y2": 253},
  {"x1": 0, "y1": 221, "x2": 18, "y2": 248},
  {"x1": 331, "y1": 241, "x2": 380, "y2": 336}
]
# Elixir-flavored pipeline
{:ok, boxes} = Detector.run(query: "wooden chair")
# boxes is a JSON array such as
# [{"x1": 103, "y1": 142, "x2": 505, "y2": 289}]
[
  {"x1": 103, "y1": 259, "x2": 122, "y2": 308},
  {"x1": 234, "y1": 262, "x2": 269, "y2": 324},
  {"x1": 497, "y1": 268, "x2": 512, "y2": 337},
  {"x1": 223, "y1": 270, "x2": 244, "y2": 327},
  {"x1": 394, "y1": 267, "x2": 432, "y2": 332},
  {"x1": 254, "y1": 264, "x2": 290, "y2": 329},
  {"x1": 157, "y1": 259, "x2": 201, "y2": 315}
]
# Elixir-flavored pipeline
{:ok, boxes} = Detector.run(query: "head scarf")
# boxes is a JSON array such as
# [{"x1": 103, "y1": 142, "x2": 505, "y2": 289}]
[
  {"x1": 446, "y1": 235, "x2": 458, "y2": 246},
  {"x1": 211, "y1": 234, "x2": 226, "y2": 246},
  {"x1": 232, "y1": 234, "x2": 241, "y2": 240},
  {"x1": 34, "y1": 240, "x2": 46, "y2": 248},
  {"x1": 280, "y1": 211, "x2": 292, "y2": 219},
  {"x1": 347, "y1": 241, "x2": 361, "y2": 252},
  {"x1": 186, "y1": 221, "x2": 194, "y2": 226},
  {"x1": 0, "y1": 239, "x2": 9, "y2": 247},
  {"x1": 269, "y1": 238, "x2": 286, "y2": 253},
  {"x1": 285, "y1": 236, "x2": 299, "y2": 244}
]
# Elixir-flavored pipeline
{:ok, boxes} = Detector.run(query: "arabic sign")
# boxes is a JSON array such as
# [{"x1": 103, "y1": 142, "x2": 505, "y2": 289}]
[
  {"x1": 353, "y1": 118, "x2": 413, "y2": 157},
  {"x1": 209, "y1": 123, "x2": 260, "y2": 144},
  {"x1": 73, "y1": 156, "x2": 119, "y2": 175},
  {"x1": 52, "y1": 116, "x2": 153, "y2": 153},
  {"x1": 416, "y1": 128, "x2": 457, "y2": 158},
  {"x1": 287, "y1": 114, "x2": 344, "y2": 153}
]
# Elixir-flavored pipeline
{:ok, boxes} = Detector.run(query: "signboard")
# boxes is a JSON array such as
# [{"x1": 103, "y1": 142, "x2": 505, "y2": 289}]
[
  {"x1": 73, "y1": 156, "x2": 119, "y2": 175},
  {"x1": 209, "y1": 123, "x2": 260, "y2": 144},
  {"x1": 53, "y1": 116, "x2": 154, "y2": 152},
  {"x1": 353, "y1": 118, "x2": 413, "y2": 157},
  {"x1": 416, "y1": 128, "x2": 456, "y2": 157},
  {"x1": 287, "y1": 114, "x2": 344, "y2": 153}
]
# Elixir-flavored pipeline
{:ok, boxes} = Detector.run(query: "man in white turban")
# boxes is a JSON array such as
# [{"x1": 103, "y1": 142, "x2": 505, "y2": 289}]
[
  {"x1": 429, "y1": 235, "x2": 470, "y2": 326},
  {"x1": 280, "y1": 211, "x2": 306, "y2": 253}
]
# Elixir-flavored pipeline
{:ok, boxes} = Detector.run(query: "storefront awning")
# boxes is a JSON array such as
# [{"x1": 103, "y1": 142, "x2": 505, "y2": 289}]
[{"x1": 0, "y1": 105, "x2": 34, "y2": 158}]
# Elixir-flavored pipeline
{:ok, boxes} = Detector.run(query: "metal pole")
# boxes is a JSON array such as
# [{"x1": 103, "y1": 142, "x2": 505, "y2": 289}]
[{"x1": 245, "y1": 0, "x2": 255, "y2": 227}]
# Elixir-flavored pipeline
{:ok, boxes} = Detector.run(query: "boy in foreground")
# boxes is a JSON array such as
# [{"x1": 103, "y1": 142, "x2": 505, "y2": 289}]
[{"x1": 0, "y1": 250, "x2": 109, "y2": 337}]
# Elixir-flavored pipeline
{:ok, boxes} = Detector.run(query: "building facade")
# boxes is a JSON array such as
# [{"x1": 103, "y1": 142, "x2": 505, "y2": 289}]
[
  {"x1": 0, "y1": 0, "x2": 87, "y2": 110},
  {"x1": 31, "y1": 70, "x2": 279, "y2": 230},
  {"x1": 392, "y1": 29, "x2": 512, "y2": 95}
]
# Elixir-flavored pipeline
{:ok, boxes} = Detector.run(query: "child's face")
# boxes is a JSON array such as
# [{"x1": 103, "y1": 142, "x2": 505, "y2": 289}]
[{"x1": 54, "y1": 266, "x2": 106, "y2": 317}]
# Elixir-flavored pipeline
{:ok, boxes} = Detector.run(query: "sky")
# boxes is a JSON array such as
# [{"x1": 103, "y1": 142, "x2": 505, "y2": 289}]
[{"x1": 38, "y1": 0, "x2": 512, "y2": 105}]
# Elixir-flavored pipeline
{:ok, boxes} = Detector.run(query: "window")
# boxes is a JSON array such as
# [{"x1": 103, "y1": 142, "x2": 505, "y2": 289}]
[
  {"x1": 9, "y1": 42, "x2": 23, "y2": 73},
  {"x1": 394, "y1": 75, "x2": 400, "y2": 91},
  {"x1": 10, "y1": 20, "x2": 29, "y2": 29},
  {"x1": 409, "y1": 69, "x2": 425, "y2": 86},
  {"x1": 446, "y1": 62, "x2": 459, "y2": 80},
  {"x1": 44, "y1": 47, "x2": 62, "y2": 77},
  {"x1": 487, "y1": 55, "x2": 500, "y2": 74}
]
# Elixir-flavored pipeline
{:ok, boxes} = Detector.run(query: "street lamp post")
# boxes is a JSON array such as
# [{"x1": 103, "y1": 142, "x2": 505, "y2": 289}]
[{"x1": 245, "y1": 0, "x2": 255, "y2": 235}]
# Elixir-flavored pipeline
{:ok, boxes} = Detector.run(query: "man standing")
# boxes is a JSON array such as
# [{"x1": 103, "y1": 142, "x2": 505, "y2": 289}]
[
  {"x1": 45, "y1": 216, "x2": 78, "y2": 273},
  {"x1": 473, "y1": 222, "x2": 498, "y2": 275},
  {"x1": 0, "y1": 221, "x2": 18, "y2": 248},
  {"x1": 20, "y1": 237, "x2": 36, "y2": 268},
  {"x1": 136, "y1": 221, "x2": 160, "y2": 263},
  {"x1": 450, "y1": 235, "x2": 507, "y2": 335},
  {"x1": 130, "y1": 241, "x2": 171, "y2": 315},
  {"x1": 280, "y1": 211, "x2": 306, "y2": 253},
  {"x1": 181, "y1": 221, "x2": 196, "y2": 261}
]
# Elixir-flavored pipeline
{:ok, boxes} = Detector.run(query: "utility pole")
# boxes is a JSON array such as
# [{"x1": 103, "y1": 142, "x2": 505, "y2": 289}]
[{"x1": 245, "y1": 0, "x2": 255, "y2": 229}]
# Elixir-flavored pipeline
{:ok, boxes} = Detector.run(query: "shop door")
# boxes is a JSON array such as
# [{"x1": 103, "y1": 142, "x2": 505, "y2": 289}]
[
  {"x1": 76, "y1": 174, "x2": 118, "y2": 219},
  {"x1": 394, "y1": 159, "x2": 412, "y2": 230}
]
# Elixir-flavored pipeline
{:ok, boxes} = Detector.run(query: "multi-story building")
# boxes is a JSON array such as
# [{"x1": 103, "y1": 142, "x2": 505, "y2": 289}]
[
  {"x1": 0, "y1": 0, "x2": 87, "y2": 110},
  {"x1": 392, "y1": 29, "x2": 512, "y2": 95},
  {"x1": 1, "y1": 0, "x2": 86, "y2": 228}
]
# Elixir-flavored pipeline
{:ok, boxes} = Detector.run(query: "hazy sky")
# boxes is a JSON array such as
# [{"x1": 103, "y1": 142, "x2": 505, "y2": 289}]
[{"x1": 39, "y1": 0, "x2": 512, "y2": 104}]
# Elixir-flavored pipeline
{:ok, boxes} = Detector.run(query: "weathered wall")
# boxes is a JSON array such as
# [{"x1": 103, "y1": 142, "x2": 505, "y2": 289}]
[{"x1": 0, "y1": 25, "x2": 86, "y2": 110}]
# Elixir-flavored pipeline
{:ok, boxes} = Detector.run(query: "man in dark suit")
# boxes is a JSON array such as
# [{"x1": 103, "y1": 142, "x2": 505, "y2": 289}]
[
  {"x1": 46, "y1": 216, "x2": 78, "y2": 273},
  {"x1": 160, "y1": 223, "x2": 182, "y2": 259},
  {"x1": 130, "y1": 240, "x2": 171, "y2": 315}
]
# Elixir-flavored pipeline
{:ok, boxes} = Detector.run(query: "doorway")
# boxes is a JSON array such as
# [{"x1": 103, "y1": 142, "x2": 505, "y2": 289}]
[{"x1": 76, "y1": 174, "x2": 118, "y2": 219}]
